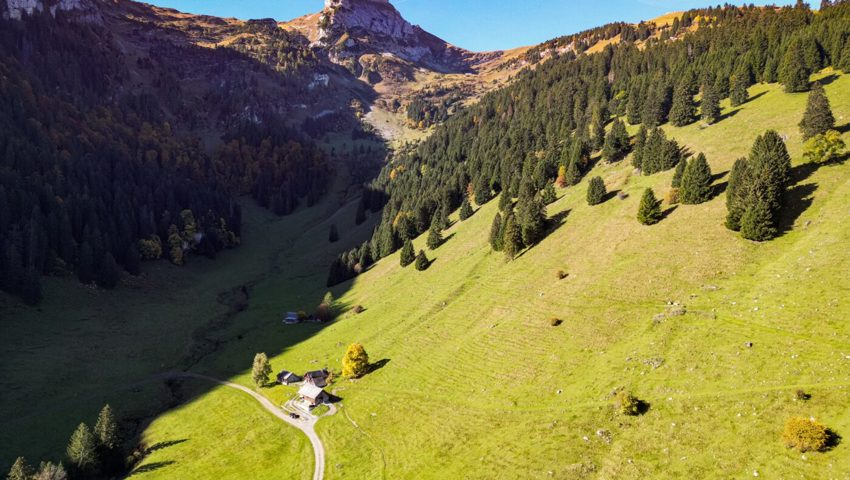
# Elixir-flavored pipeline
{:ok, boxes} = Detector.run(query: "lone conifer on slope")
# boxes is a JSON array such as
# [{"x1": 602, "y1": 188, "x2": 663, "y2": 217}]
[
  {"x1": 725, "y1": 157, "x2": 750, "y2": 231},
  {"x1": 700, "y1": 83, "x2": 721, "y2": 124},
  {"x1": 459, "y1": 197, "x2": 474, "y2": 220},
  {"x1": 502, "y1": 213, "x2": 523, "y2": 260},
  {"x1": 66, "y1": 423, "x2": 98, "y2": 472},
  {"x1": 587, "y1": 177, "x2": 607, "y2": 206},
  {"x1": 426, "y1": 216, "x2": 443, "y2": 250},
  {"x1": 679, "y1": 153, "x2": 713, "y2": 204},
  {"x1": 400, "y1": 239, "x2": 415, "y2": 267},
  {"x1": 415, "y1": 250, "x2": 430, "y2": 271},
  {"x1": 799, "y1": 82, "x2": 834, "y2": 140},
  {"x1": 669, "y1": 81, "x2": 696, "y2": 127},
  {"x1": 741, "y1": 192, "x2": 778, "y2": 241},
  {"x1": 637, "y1": 188, "x2": 663, "y2": 225},
  {"x1": 489, "y1": 212, "x2": 503, "y2": 251},
  {"x1": 671, "y1": 158, "x2": 687, "y2": 189}
]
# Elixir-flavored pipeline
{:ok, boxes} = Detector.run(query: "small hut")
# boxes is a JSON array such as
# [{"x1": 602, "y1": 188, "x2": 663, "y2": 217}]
[{"x1": 298, "y1": 383, "x2": 329, "y2": 407}]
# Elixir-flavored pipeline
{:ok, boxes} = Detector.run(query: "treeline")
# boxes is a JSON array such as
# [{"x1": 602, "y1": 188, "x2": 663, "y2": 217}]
[
  {"x1": 328, "y1": 1, "x2": 850, "y2": 285},
  {"x1": 0, "y1": 12, "x2": 332, "y2": 303}
]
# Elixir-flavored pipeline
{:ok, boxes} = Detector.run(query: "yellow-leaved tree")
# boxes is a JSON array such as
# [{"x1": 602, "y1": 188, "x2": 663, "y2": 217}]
[{"x1": 342, "y1": 343, "x2": 369, "y2": 378}]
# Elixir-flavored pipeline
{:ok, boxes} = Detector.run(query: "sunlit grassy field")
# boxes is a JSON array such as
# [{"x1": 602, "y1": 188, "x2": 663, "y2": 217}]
[{"x1": 4, "y1": 71, "x2": 850, "y2": 479}]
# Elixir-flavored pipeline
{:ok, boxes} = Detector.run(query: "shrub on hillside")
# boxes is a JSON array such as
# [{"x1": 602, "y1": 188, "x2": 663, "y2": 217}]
[
  {"x1": 783, "y1": 417, "x2": 831, "y2": 452},
  {"x1": 353, "y1": 305, "x2": 365, "y2": 314},
  {"x1": 549, "y1": 318, "x2": 563, "y2": 327},
  {"x1": 664, "y1": 188, "x2": 680, "y2": 205},
  {"x1": 556, "y1": 270, "x2": 568, "y2": 280},
  {"x1": 342, "y1": 343, "x2": 370, "y2": 378},
  {"x1": 615, "y1": 390, "x2": 643, "y2": 416},
  {"x1": 587, "y1": 177, "x2": 607, "y2": 206},
  {"x1": 803, "y1": 130, "x2": 846, "y2": 164}
]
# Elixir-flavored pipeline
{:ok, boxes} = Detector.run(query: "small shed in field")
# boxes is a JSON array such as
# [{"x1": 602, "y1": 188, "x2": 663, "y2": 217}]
[
  {"x1": 277, "y1": 370, "x2": 302, "y2": 385},
  {"x1": 298, "y1": 383, "x2": 328, "y2": 407}
]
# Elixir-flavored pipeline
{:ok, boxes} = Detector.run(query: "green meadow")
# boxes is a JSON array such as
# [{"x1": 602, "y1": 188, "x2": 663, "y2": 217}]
[{"x1": 4, "y1": 71, "x2": 850, "y2": 479}]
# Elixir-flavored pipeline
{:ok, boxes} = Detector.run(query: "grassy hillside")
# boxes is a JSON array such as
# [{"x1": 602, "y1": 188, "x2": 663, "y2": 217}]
[
  {"x1": 7, "y1": 70, "x2": 848, "y2": 478},
  {"x1": 131, "y1": 71, "x2": 850, "y2": 479}
]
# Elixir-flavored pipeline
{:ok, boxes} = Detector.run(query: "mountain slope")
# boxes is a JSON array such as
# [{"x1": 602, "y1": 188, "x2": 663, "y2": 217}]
[{"x1": 133, "y1": 71, "x2": 850, "y2": 479}]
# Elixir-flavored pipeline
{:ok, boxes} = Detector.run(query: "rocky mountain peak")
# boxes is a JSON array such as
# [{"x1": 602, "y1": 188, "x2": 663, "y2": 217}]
[{"x1": 2, "y1": 0, "x2": 102, "y2": 23}]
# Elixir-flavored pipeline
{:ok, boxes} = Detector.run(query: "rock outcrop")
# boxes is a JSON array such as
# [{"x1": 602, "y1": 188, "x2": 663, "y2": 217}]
[{"x1": 2, "y1": 0, "x2": 102, "y2": 23}]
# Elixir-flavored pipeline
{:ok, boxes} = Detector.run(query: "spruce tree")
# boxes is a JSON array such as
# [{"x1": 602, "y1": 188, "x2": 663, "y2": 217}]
[
  {"x1": 740, "y1": 193, "x2": 778, "y2": 241},
  {"x1": 680, "y1": 153, "x2": 713, "y2": 204},
  {"x1": 840, "y1": 42, "x2": 850, "y2": 74},
  {"x1": 700, "y1": 83, "x2": 721, "y2": 124},
  {"x1": 541, "y1": 183, "x2": 557, "y2": 204},
  {"x1": 725, "y1": 158, "x2": 750, "y2": 231},
  {"x1": 7, "y1": 457, "x2": 32, "y2": 480},
  {"x1": 780, "y1": 38, "x2": 810, "y2": 93},
  {"x1": 626, "y1": 84, "x2": 643, "y2": 125},
  {"x1": 632, "y1": 125, "x2": 647, "y2": 170},
  {"x1": 669, "y1": 81, "x2": 696, "y2": 127},
  {"x1": 602, "y1": 119, "x2": 630, "y2": 162},
  {"x1": 399, "y1": 239, "x2": 415, "y2": 267},
  {"x1": 34, "y1": 462, "x2": 67, "y2": 480},
  {"x1": 66, "y1": 423, "x2": 98, "y2": 472},
  {"x1": 730, "y1": 71, "x2": 750, "y2": 106},
  {"x1": 799, "y1": 82, "x2": 834, "y2": 140},
  {"x1": 414, "y1": 250, "x2": 430, "y2": 271},
  {"x1": 750, "y1": 130, "x2": 792, "y2": 212},
  {"x1": 488, "y1": 212, "x2": 503, "y2": 251},
  {"x1": 565, "y1": 158, "x2": 582, "y2": 186},
  {"x1": 426, "y1": 217, "x2": 443, "y2": 250},
  {"x1": 502, "y1": 213, "x2": 523, "y2": 260},
  {"x1": 94, "y1": 405, "x2": 119, "y2": 450},
  {"x1": 516, "y1": 183, "x2": 547, "y2": 247},
  {"x1": 586, "y1": 177, "x2": 607, "y2": 206},
  {"x1": 637, "y1": 188, "x2": 663, "y2": 225},
  {"x1": 328, "y1": 224, "x2": 339, "y2": 243},
  {"x1": 459, "y1": 197, "x2": 473, "y2": 220},
  {"x1": 671, "y1": 158, "x2": 687, "y2": 189}
]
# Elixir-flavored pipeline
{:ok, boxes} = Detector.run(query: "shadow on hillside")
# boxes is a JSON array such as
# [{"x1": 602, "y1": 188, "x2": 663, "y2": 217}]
[
  {"x1": 777, "y1": 183, "x2": 817, "y2": 235},
  {"x1": 711, "y1": 181, "x2": 729, "y2": 200},
  {"x1": 745, "y1": 90, "x2": 768, "y2": 104},
  {"x1": 825, "y1": 429, "x2": 842, "y2": 451},
  {"x1": 717, "y1": 108, "x2": 741, "y2": 123},
  {"x1": 128, "y1": 461, "x2": 177, "y2": 476},
  {"x1": 514, "y1": 210, "x2": 571, "y2": 260},
  {"x1": 661, "y1": 205, "x2": 678, "y2": 221},
  {"x1": 145, "y1": 439, "x2": 187, "y2": 454},
  {"x1": 816, "y1": 74, "x2": 840, "y2": 86},
  {"x1": 602, "y1": 189, "x2": 622, "y2": 203},
  {"x1": 836, "y1": 122, "x2": 850, "y2": 134},
  {"x1": 367, "y1": 358, "x2": 391, "y2": 374}
]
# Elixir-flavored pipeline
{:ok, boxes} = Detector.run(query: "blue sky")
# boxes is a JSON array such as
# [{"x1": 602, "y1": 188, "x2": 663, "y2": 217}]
[{"x1": 149, "y1": 0, "x2": 791, "y2": 51}]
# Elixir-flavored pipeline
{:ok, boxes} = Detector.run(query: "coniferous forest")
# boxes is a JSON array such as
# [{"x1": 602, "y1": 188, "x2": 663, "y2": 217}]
[
  {"x1": 0, "y1": 13, "x2": 334, "y2": 304},
  {"x1": 328, "y1": 1, "x2": 850, "y2": 286}
]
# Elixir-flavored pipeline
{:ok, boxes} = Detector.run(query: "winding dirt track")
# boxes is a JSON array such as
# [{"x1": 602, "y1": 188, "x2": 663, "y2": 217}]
[{"x1": 164, "y1": 372, "x2": 324, "y2": 480}]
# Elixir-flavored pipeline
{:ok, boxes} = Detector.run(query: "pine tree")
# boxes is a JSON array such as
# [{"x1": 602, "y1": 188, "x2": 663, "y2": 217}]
[
  {"x1": 637, "y1": 188, "x2": 663, "y2": 225},
  {"x1": 34, "y1": 462, "x2": 67, "y2": 480},
  {"x1": 426, "y1": 217, "x2": 443, "y2": 250},
  {"x1": 679, "y1": 153, "x2": 713, "y2": 204},
  {"x1": 516, "y1": 182, "x2": 547, "y2": 247},
  {"x1": 750, "y1": 130, "x2": 792, "y2": 213},
  {"x1": 459, "y1": 197, "x2": 473, "y2": 220},
  {"x1": 502, "y1": 213, "x2": 523, "y2": 260},
  {"x1": 799, "y1": 82, "x2": 835, "y2": 140},
  {"x1": 94, "y1": 404, "x2": 118, "y2": 450},
  {"x1": 730, "y1": 71, "x2": 750, "y2": 106},
  {"x1": 780, "y1": 38, "x2": 810, "y2": 93},
  {"x1": 251, "y1": 353, "x2": 272, "y2": 387},
  {"x1": 342, "y1": 343, "x2": 369, "y2": 378},
  {"x1": 669, "y1": 81, "x2": 697, "y2": 127},
  {"x1": 541, "y1": 183, "x2": 557, "y2": 204},
  {"x1": 414, "y1": 250, "x2": 430, "y2": 271},
  {"x1": 626, "y1": 84, "x2": 643, "y2": 125},
  {"x1": 740, "y1": 192, "x2": 778, "y2": 241},
  {"x1": 632, "y1": 125, "x2": 647, "y2": 170},
  {"x1": 602, "y1": 119, "x2": 630, "y2": 162},
  {"x1": 586, "y1": 177, "x2": 607, "y2": 205},
  {"x1": 97, "y1": 252, "x2": 121, "y2": 289},
  {"x1": 671, "y1": 158, "x2": 687, "y2": 188},
  {"x1": 7, "y1": 457, "x2": 32, "y2": 480},
  {"x1": 399, "y1": 239, "x2": 415, "y2": 267},
  {"x1": 328, "y1": 224, "x2": 339, "y2": 243},
  {"x1": 565, "y1": 157, "x2": 582, "y2": 186},
  {"x1": 66, "y1": 423, "x2": 98, "y2": 472},
  {"x1": 700, "y1": 83, "x2": 721, "y2": 124},
  {"x1": 489, "y1": 212, "x2": 503, "y2": 251},
  {"x1": 726, "y1": 158, "x2": 750, "y2": 231},
  {"x1": 840, "y1": 42, "x2": 850, "y2": 73}
]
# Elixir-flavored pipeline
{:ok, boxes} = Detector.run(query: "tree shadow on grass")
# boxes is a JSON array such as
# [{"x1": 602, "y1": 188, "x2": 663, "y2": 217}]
[
  {"x1": 777, "y1": 183, "x2": 817, "y2": 236},
  {"x1": 367, "y1": 358, "x2": 390, "y2": 374},
  {"x1": 815, "y1": 74, "x2": 840, "y2": 86},
  {"x1": 661, "y1": 205, "x2": 678, "y2": 221},
  {"x1": 145, "y1": 439, "x2": 188, "y2": 454},
  {"x1": 128, "y1": 461, "x2": 177, "y2": 476},
  {"x1": 717, "y1": 108, "x2": 741, "y2": 123},
  {"x1": 602, "y1": 189, "x2": 622, "y2": 203},
  {"x1": 836, "y1": 123, "x2": 850, "y2": 134},
  {"x1": 824, "y1": 429, "x2": 842, "y2": 451},
  {"x1": 437, "y1": 233, "x2": 456, "y2": 248},
  {"x1": 514, "y1": 210, "x2": 571, "y2": 260},
  {"x1": 744, "y1": 90, "x2": 768, "y2": 104},
  {"x1": 711, "y1": 181, "x2": 729, "y2": 200}
]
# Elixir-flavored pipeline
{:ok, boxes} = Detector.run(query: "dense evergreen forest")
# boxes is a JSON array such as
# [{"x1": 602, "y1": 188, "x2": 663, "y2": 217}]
[
  {"x1": 329, "y1": 1, "x2": 850, "y2": 286},
  {"x1": 0, "y1": 12, "x2": 333, "y2": 304}
]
